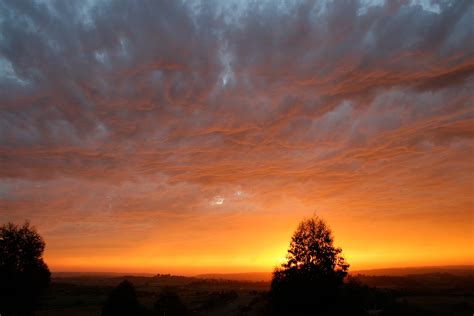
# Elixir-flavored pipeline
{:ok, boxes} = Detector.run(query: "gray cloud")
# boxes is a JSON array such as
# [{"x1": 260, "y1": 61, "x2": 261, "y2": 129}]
[{"x1": 0, "y1": 0, "x2": 473, "y2": 259}]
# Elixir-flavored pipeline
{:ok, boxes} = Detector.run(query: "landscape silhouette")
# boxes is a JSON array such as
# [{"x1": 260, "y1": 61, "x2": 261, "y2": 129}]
[{"x1": 1, "y1": 219, "x2": 472, "y2": 315}]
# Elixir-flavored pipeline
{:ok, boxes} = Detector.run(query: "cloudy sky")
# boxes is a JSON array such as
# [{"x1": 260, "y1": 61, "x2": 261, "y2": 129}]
[{"x1": 1, "y1": 0, "x2": 473, "y2": 274}]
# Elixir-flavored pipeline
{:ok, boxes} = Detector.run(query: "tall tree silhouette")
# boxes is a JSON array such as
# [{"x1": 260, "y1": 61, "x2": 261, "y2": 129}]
[
  {"x1": 0, "y1": 222, "x2": 51, "y2": 315},
  {"x1": 269, "y1": 216, "x2": 349, "y2": 315}
]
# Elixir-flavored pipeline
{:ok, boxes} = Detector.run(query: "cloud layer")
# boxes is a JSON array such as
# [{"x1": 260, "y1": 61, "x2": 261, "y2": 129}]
[{"x1": 1, "y1": 0, "x2": 473, "y2": 272}]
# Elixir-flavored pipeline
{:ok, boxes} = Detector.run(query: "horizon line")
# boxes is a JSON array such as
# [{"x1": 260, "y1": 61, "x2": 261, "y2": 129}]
[{"x1": 51, "y1": 264, "x2": 474, "y2": 277}]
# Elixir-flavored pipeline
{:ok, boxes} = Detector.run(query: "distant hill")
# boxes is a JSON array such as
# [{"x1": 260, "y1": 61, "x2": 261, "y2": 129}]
[
  {"x1": 196, "y1": 266, "x2": 473, "y2": 282},
  {"x1": 196, "y1": 272, "x2": 273, "y2": 282},
  {"x1": 52, "y1": 271, "x2": 155, "y2": 278},
  {"x1": 52, "y1": 265, "x2": 473, "y2": 282},
  {"x1": 351, "y1": 265, "x2": 473, "y2": 276}
]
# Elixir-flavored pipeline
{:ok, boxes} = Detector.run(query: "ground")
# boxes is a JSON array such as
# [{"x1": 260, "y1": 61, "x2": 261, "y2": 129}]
[{"x1": 35, "y1": 271, "x2": 473, "y2": 315}]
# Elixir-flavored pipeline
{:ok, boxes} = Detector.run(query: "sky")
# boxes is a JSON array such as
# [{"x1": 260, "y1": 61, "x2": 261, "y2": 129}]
[{"x1": 0, "y1": 0, "x2": 473, "y2": 275}]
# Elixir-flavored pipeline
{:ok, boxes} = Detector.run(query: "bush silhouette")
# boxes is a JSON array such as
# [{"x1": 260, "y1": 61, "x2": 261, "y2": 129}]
[
  {"x1": 152, "y1": 289, "x2": 189, "y2": 316},
  {"x1": 269, "y1": 216, "x2": 349, "y2": 315},
  {"x1": 102, "y1": 280, "x2": 144, "y2": 316},
  {"x1": 0, "y1": 221, "x2": 51, "y2": 315},
  {"x1": 200, "y1": 290, "x2": 238, "y2": 310}
]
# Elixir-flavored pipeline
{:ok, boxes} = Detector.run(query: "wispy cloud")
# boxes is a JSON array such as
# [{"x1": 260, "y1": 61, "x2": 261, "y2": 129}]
[{"x1": 0, "y1": 0, "x2": 472, "y2": 271}]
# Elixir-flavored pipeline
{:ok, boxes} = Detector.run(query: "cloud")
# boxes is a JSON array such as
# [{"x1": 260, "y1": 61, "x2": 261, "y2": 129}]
[{"x1": 0, "y1": 0, "x2": 473, "y2": 270}]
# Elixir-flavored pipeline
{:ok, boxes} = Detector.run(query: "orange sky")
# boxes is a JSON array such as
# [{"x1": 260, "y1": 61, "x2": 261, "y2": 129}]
[{"x1": 1, "y1": 0, "x2": 473, "y2": 274}]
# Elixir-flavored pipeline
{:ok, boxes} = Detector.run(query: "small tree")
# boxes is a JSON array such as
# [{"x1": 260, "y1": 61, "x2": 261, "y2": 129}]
[
  {"x1": 269, "y1": 216, "x2": 349, "y2": 315},
  {"x1": 102, "y1": 280, "x2": 143, "y2": 316},
  {"x1": 0, "y1": 221, "x2": 51, "y2": 315},
  {"x1": 152, "y1": 289, "x2": 189, "y2": 316}
]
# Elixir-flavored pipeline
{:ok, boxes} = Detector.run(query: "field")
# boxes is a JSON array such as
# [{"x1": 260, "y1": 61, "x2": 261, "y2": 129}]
[
  {"x1": 37, "y1": 274, "x2": 269, "y2": 316},
  {"x1": 35, "y1": 268, "x2": 473, "y2": 315}
]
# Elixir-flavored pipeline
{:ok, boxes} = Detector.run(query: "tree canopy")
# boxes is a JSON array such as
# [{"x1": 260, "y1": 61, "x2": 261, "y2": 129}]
[
  {"x1": 269, "y1": 216, "x2": 349, "y2": 315},
  {"x1": 284, "y1": 216, "x2": 349, "y2": 278},
  {"x1": 0, "y1": 221, "x2": 51, "y2": 315}
]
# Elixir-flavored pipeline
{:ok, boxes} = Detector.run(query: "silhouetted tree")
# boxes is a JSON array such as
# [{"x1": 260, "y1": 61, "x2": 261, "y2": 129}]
[
  {"x1": 269, "y1": 216, "x2": 349, "y2": 315},
  {"x1": 102, "y1": 280, "x2": 143, "y2": 316},
  {"x1": 152, "y1": 289, "x2": 189, "y2": 316},
  {"x1": 0, "y1": 222, "x2": 51, "y2": 316}
]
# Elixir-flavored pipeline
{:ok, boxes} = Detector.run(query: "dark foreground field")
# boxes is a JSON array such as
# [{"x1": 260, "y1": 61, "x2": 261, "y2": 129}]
[{"x1": 36, "y1": 269, "x2": 473, "y2": 316}]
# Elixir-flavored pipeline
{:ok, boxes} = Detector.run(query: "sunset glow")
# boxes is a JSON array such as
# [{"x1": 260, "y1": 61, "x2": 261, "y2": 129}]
[{"x1": 1, "y1": 0, "x2": 473, "y2": 275}]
